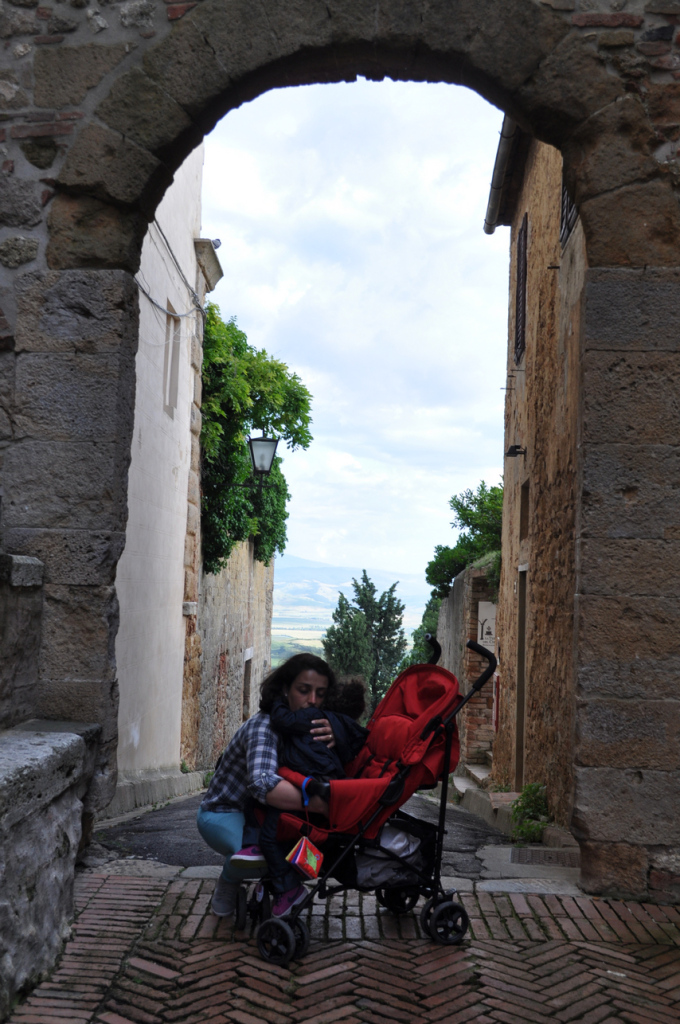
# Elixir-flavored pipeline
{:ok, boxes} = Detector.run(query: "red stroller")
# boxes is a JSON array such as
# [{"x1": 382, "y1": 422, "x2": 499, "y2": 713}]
[{"x1": 242, "y1": 639, "x2": 496, "y2": 965}]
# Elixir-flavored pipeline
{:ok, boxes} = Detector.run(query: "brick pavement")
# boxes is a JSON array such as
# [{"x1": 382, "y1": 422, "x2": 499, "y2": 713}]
[{"x1": 8, "y1": 873, "x2": 680, "y2": 1024}]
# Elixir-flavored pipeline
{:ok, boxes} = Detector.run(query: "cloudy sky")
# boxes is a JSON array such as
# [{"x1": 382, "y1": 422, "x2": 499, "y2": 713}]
[{"x1": 202, "y1": 80, "x2": 510, "y2": 582}]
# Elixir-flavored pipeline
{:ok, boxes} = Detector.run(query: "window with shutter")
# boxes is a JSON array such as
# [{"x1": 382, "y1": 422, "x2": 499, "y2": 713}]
[
  {"x1": 514, "y1": 212, "x2": 527, "y2": 365},
  {"x1": 560, "y1": 184, "x2": 578, "y2": 249}
]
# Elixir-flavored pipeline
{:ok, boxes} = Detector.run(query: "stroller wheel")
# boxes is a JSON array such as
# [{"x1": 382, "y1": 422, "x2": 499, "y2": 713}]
[
  {"x1": 256, "y1": 918, "x2": 296, "y2": 966},
  {"x1": 420, "y1": 893, "x2": 454, "y2": 936},
  {"x1": 430, "y1": 900, "x2": 469, "y2": 945},
  {"x1": 378, "y1": 887, "x2": 420, "y2": 915},
  {"x1": 235, "y1": 886, "x2": 248, "y2": 931},
  {"x1": 291, "y1": 918, "x2": 311, "y2": 960}
]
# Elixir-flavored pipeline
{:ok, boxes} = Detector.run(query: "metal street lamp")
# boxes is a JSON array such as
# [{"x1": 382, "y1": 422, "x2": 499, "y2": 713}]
[{"x1": 245, "y1": 434, "x2": 279, "y2": 491}]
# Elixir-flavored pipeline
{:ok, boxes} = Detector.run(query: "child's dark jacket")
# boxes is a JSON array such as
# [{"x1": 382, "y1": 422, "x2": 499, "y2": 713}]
[{"x1": 270, "y1": 700, "x2": 368, "y2": 780}]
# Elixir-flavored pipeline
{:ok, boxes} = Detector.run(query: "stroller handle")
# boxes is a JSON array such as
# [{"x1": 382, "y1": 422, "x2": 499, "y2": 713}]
[{"x1": 466, "y1": 640, "x2": 497, "y2": 691}]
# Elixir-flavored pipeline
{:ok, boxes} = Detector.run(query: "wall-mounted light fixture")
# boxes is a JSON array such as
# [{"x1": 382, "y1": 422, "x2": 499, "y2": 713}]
[
  {"x1": 505, "y1": 445, "x2": 527, "y2": 458},
  {"x1": 242, "y1": 434, "x2": 279, "y2": 492}
]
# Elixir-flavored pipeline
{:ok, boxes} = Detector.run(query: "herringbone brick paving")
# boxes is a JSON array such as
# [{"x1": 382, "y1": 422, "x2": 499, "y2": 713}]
[{"x1": 8, "y1": 874, "x2": 680, "y2": 1024}]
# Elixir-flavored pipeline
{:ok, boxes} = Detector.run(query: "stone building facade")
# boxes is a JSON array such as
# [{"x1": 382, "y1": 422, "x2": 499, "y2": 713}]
[
  {"x1": 108, "y1": 152, "x2": 275, "y2": 816},
  {"x1": 437, "y1": 563, "x2": 498, "y2": 769},
  {"x1": 0, "y1": 0, "x2": 679, "y2": 958},
  {"x1": 486, "y1": 126, "x2": 587, "y2": 829}
]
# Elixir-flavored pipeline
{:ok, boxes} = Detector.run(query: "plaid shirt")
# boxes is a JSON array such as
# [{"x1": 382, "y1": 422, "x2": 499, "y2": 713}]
[{"x1": 200, "y1": 712, "x2": 283, "y2": 812}]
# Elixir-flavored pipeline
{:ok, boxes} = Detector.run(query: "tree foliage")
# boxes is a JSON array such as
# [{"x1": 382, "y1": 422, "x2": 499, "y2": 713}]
[
  {"x1": 398, "y1": 594, "x2": 442, "y2": 672},
  {"x1": 200, "y1": 303, "x2": 313, "y2": 574},
  {"x1": 425, "y1": 480, "x2": 503, "y2": 598},
  {"x1": 322, "y1": 571, "x2": 408, "y2": 710}
]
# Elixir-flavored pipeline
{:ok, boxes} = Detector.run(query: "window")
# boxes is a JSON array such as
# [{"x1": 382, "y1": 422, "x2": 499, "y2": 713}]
[
  {"x1": 514, "y1": 212, "x2": 527, "y2": 365},
  {"x1": 519, "y1": 480, "x2": 530, "y2": 541},
  {"x1": 560, "y1": 184, "x2": 578, "y2": 249},
  {"x1": 242, "y1": 659, "x2": 252, "y2": 722},
  {"x1": 163, "y1": 306, "x2": 181, "y2": 417}
]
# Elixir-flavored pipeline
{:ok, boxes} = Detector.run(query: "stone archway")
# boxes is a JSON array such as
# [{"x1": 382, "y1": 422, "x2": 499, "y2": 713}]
[{"x1": 1, "y1": 0, "x2": 680, "y2": 900}]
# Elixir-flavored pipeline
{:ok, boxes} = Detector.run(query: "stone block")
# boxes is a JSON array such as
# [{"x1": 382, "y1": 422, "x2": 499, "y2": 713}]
[
  {"x1": 120, "y1": 0, "x2": 155, "y2": 28},
  {"x1": 184, "y1": 567, "x2": 197, "y2": 601},
  {"x1": 0, "y1": 581, "x2": 42, "y2": 729},
  {"x1": 142, "y1": 17, "x2": 231, "y2": 117},
  {"x1": 597, "y1": 30, "x2": 635, "y2": 47},
  {"x1": 573, "y1": 766, "x2": 680, "y2": 843},
  {"x1": 576, "y1": 698, "x2": 680, "y2": 770},
  {"x1": 0, "y1": 726, "x2": 87, "y2": 827},
  {"x1": 0, "y1": 722, "x2": 99, "y2": 1018},
  {"x1": 578, "y1": 654, "x2": 680, "y2": 702},
  {"x1": 2, "y1": 528, "x2": 125, "y2": 585},
  {"x1": 579, "y1": 841, "x2": 648, "y2": 897},
  {"x1": 96, "y1": 66, "x2": 195, "y2": 153},
  {"x1": 189, "y1": 401, "x2": 201, "y2": 436},
  {"x1": 35, "y1": 675, "x2": 116, "y2": 727},
  {"x1": 0, "y1": 236, "x2": 39, "y2": 269},
  {"x1": 578, "y1": 538, "x2": 680, "y2": 597},
  {"x1": 0, "y1": 553, "x2": 43, "y2": 587},
  {"x1": 583, "y1": 267, "x2": 680, "y2": 351},
  {"x1": 13, "y1": 350, "x2": 136, "y2": 443},
  {"x1": 20, "y1": 138, "x2": 58, "y2": 170},
  {"x1": 15, "y1": 269, "x2": 139, "y2": 355},
  {"x1": 0, "y1": 6, "x2": 37, "y2": 37},
  {"x1": 583, "y1": 351, "x2": 680, "y2": 445},
  {"x1": 646, "y1": 81, "x2": 680, "y2": 124},
  {"x1": 0, "y1": 176, "x2": 42, "y2": 228},
  {"x1": 187, "y1": 468, "x2": 199, "y2": 505},
  {"x1": 580, "y1": 179, "x2": 680, "y2": 267},
  {"x1": 190, "y1": 433, "x2": 199, "y2": 473},
  {"x1": 183, "y1": 532, "x2": 195, "y2": 568},
  {"x1": 576, "y1": 594, "x2": 680, "y2": 663},
  {"x1": 39, "y1": 583, "x2": 117, "y2": 682},
  {"x1": 517, "y1": 34, "x2": 624, "y2": 144},
  {"x1": 562, "y1": 96, "x2": 657, "y2": 205},
  {"x1": 58, "y1": 123, "x2": 168, "y2": 209},
  {"x1": 0, "y1": 440, "x2": 129, "y2": 531},
  {"x1": 581, "y1": 443, "x2": 680, "y2": 540},
  {"x1": 186, "y1": 499, "x2": 199, "y2": 535},
  {"x1": 46, "y1": 195, "x2": 145, "y2": 274},
  {"x1": 33, "y1": 42, "x2": 128, "y2": 107}
]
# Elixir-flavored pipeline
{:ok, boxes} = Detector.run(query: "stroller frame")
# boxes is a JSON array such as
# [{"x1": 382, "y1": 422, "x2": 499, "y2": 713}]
[{"x1": 246, "y1": 639, "x2": 497, "y2": 965}]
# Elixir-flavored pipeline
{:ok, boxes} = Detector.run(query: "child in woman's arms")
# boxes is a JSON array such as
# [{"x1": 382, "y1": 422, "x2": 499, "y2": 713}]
[{"x1": 232, "y1": 678, "x2": 368, "y2": 916}]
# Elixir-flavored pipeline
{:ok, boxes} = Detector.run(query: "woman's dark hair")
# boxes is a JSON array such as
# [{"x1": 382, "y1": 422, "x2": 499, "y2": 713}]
[{"x1": 259, "y1": 653, "x2": 337, "y2": 713}]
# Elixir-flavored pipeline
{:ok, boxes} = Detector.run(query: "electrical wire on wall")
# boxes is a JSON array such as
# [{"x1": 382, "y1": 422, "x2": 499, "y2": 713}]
[
  {"x1": 135, "y1": 218, "x2": 204, "y2": 337},
  {"x1": 134, "y1": 218, "x2": 206, "y2": 345}
]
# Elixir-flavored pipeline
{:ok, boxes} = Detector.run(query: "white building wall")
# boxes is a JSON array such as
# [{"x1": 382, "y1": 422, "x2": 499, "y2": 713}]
[{"x1": 115, "y1": 146, "x2": 204, "y2": 773}]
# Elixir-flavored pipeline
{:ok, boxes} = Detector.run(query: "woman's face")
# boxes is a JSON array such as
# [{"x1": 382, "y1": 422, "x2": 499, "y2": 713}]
[{"x1": 286, "y1": 670, "x2": 329, "y2": 711}]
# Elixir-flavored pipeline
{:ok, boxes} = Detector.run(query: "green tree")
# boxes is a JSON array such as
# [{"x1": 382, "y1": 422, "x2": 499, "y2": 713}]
[
  {"x1": 398, "y1": 594, "x2": 442, "y2": 671},
  {"x1": 321, "y1": 593, "x2": 374, "y2": 680},
  {"x1": 426, "y1": 480, "x2": 503, "y2": 598},
  {"x1": 200, "y1": 303, "x2": 313, "y2": 574},
  {"x1": 323, "y1": 571, "x2": 408, "y2": 709}
]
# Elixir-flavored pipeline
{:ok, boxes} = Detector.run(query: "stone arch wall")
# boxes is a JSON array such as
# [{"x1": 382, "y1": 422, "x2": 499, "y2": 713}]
[{"x1": 1, "y1": 0, "x2": 680, "y2": 897}]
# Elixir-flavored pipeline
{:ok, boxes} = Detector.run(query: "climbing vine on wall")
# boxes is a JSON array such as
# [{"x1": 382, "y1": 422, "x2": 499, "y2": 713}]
[{"x1": 200, "y1": 303, "x2": 313, "y2": 575}]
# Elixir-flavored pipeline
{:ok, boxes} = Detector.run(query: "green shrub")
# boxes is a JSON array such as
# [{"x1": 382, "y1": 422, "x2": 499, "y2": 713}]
[
  {"x1": 511, "y1": 782, "x2": 550, "y2": 843},
  {"x1": 200, "y1": 303, "x2": 312, "y2": 574}
]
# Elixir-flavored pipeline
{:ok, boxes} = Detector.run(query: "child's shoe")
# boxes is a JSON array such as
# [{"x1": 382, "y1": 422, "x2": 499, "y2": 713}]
[
  {"x1": 271, "y1": 883, "x2": 307, "y2": 918},
  {"x1": 231, "y1": 845, "x2": 267, "y2": 866},
  {"x1": 304, "y1": 778, "x2": 331, "y2": 801}
]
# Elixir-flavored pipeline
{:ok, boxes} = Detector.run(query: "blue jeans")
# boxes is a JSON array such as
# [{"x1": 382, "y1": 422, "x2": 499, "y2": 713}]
[
  {"x1": 196, "y1": 807, "x2": 252, "y2": 882},
  {"x1": 196, "y1": 805, "x2": 298, "y2": 892}
]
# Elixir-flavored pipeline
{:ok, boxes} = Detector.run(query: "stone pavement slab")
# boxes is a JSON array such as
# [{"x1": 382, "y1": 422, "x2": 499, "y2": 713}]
[{"x1": 8, "y1": 872, "x2": 680, "y2": 1024}]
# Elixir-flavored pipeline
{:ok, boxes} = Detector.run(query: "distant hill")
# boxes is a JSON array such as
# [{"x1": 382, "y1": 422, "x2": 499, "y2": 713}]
[{"x1": 273, "y1": 554, "x2": 431, "y2": 631}]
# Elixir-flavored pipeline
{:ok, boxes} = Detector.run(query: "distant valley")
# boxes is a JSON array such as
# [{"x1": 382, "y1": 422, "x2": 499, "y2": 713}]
[{"x1": 271, "y1": 554, "x2": 431, "y2": 666}]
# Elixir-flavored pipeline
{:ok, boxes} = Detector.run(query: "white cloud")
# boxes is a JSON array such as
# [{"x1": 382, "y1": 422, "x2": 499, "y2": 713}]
[{"x1": 203, "y1": 79, "x2": 510, "y2": 590}]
